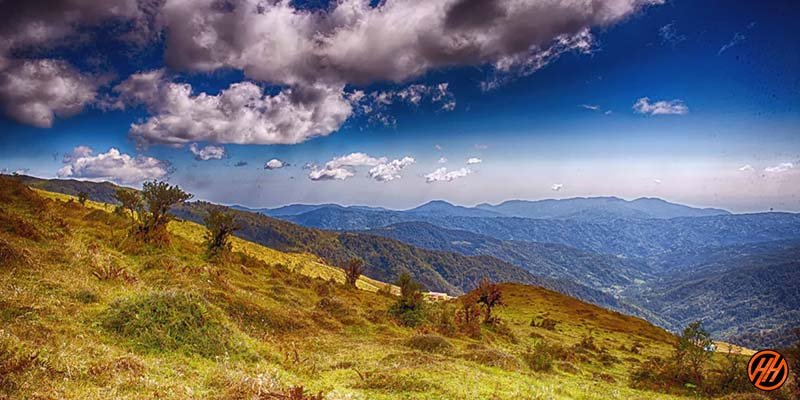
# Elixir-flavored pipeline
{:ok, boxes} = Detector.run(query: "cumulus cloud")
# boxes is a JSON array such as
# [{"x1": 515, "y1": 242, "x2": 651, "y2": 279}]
[
  {"x1": 114, "y1": 70, "x2": 352, "y2": 146},
  {"x1": 0, "y1": 0, "x2": 148, "y2": 54},
  {"x1": 189, "y1": 143, "x2": 225, "y2": 161},
  {"x1": 738, "y1": 164, "x2": 755, "y2": 172},
  {"x1": 160, "y1": 0, "x2": 662, "y2": 87},
  {"x1": 368, "y1": 156, "x2": 416, "y2": 182},
  {"x1": 633, "y1": 97, "x2": 688, "y2": 115},
  {"x1": 264, "y1": 159, "x2": 286, "y2": 170},
  {"x1": 466, "y1": 157, "x2": 482, "y2": 165},
  {"x1": 551, "y1": 183, "x2": 564, "y2": 191},
  {"x1": 57, "y1": 146, "x2": 169, "y2": 184},
  {"x1": 425, "y1": 167, "x2": 472, "y2": 183},
  {"x1": 0, "y1": 59, "x2": 97, "y2": 127},
  {"x1": 308, "y1": 152, "x2": 414, "y2": 181},
  {"x1": 0, "y1": 0, "x2": 160, "y2": 127},
  {"x1": 764, "y1": 163, "x2": 794, "y2": 173}
]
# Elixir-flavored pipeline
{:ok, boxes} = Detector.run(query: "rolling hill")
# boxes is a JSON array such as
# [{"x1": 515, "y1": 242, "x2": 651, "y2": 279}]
[
  {"x1": 3, "y1": 174, "x2": 736, "y2": 400},
  {"x1": 7, "y1": 175, "x2": 799, "y2": 349},
  {"x1": 631, "y1": 240, "x2": 800, "y2": 348},
  {"x1": 360, "y1": 221, "x2": 651, "y2": 291}
]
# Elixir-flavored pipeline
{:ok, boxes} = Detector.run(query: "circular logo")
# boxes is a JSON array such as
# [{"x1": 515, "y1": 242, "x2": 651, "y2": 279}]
[{"x1": 747, "y1": 350, "x2": 789, "y2": 391}]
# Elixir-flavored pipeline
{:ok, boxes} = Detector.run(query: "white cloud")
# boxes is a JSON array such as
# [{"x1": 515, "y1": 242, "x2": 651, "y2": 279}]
[
  {"x1": 738, "y1": 164, "x2": 755, "y2": 172},
  {"x1": 115, "y1": 70, "x2": 352, "y2": 146},
  {"x1": 438, "y1": 157, "x2": 448, "y2": 164},
  {"x1": 764, "y1": 163, "x2": 794, "y2": 173},
  {"x1": 264, "y1": 159, "x2": 286, "y2": 170},
  {"x1": 551, "y1": 183, "x2": 564, "y2": 191},
  {"x1": 633, "y1": 97, "x2": 688, "y2": 115},
  {"x1": 188, "y1": 143, "x2": 225, "y2": 161},
  {"x1": 653, "y1": 178, "x2": 662, "y2": 184},
  {"x1": 434, "y1": 144, "x2": 443, "y2": 151},
  {"x1": 308, "y1": 152, "x2": 413, "y2": 182},
  {"x1": 0, "y1": 0, "x2": 156, "y2": 127},
  {"x1": 474, "y1": 144, "x2": 489, "y2": 150},
  {"x1": 466, "y1": 157, "x2": 482, "y2": 165},
  {"x1": 580, "y1": 104, "x2": 600, "y2": 111},
  {"x1": 425, "y1": 167, "x2": 472, "y2": 183},
  {"x1": 160, "y1": 0, "x2": 662, "y2": 87},
  {"x1": 368, "y1": 156, "x2": 415, "y2": 182},
  {"x1": 57, "y1": 146, "x2": 169, "y2": 184},
  {"x1": 351, "y1": 82, "x2": 456, "y2": 126},
  {"x1": 0, "y1": 59, "x2": 97, "y2": 127}
]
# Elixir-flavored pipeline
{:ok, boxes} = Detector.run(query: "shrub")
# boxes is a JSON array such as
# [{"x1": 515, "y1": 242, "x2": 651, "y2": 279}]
[
  {"x1": 702, "y1": 350, "x2": 755, "y2": 397},
  {"x1": 405, "y1": 334, "x2": 453, "y2": 354},
  {"x1": 343, "y1": 257, "x2": 364, "y2": 288},
  {"x1": 522, "y1": 343, "x2": 554, "y2": 372},
  {"x1": 388, "y1": 273, "x2": 426, "y2": 327},
  {"x1": 455, "y1": 295, "x2": 482, "y2": 338},
  {"x1": 675, "y1": 321, "x2": 713, "y2": 385},
  {"x1": 522, "y1": 341, "x2": 573, "y2": 372},
  {"x1": 204, "y1": 208, "x2": 239, "y2": 259},
  {"x1": 472, "y1": 277, "x2": 504, "y2": 324},
  {"x1": 427, "y1": 302, "x2": 457, "y2": 337},
  {"x1": 113, "y1": 188, "x2": 141, "y2": 223},
  {"x1": 136, "y1": 181, "x2": 192, "y2": 244},
  {"x1": 77, "y1": 191, "x2": 88, "y2": 205},
  {"x1": 100, "y1": 290, "x2": 253, "y2": 358}
]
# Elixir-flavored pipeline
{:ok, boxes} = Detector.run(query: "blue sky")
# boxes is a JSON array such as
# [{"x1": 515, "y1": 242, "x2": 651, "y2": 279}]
[{"x1": 0, "y1": 0, "x2": 798, "y2": 212}]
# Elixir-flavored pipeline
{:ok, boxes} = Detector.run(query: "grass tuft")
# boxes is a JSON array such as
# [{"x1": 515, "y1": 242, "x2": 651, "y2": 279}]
[{"x1": 99, "y1": 290, "x2": 256, "y2": 359}]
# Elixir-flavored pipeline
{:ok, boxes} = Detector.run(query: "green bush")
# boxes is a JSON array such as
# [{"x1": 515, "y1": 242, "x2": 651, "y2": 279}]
[
  {"x1": 100, "y1": 290, "x2": 254, "y2": 359},
  {"x1": 405, "y1": 334, "x2": 453, "y2": 354},
  {"x1": 522, "y1": 343, "x2": 554, "y2": 372}
]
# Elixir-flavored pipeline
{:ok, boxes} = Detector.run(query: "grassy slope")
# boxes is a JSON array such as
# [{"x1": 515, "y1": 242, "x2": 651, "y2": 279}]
[{"x1": 0, "y1": 181, "x2": 742, "y2": 399}]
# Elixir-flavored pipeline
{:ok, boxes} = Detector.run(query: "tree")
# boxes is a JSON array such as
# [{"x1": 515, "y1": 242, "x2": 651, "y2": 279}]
[
  {"x1": 389, "y1": 273, "x2": 425, "y2": 326},
  {"x1": 113, "y1": 188, "x2": 142, "y2": 223},
  {"x1": 455, "y1": 294, "x2": 482, "y2": 338},
  {"x1": 674, "y1": 321, "x2": 713, "y2": 385},
  {"x1": 474, "y1": 277, "x2": 504, "y2": 324},
  {"x1": 343, "y1": 258, "x2": 364, "y2": 288},
  {"x1": 139, "y1": 181, "x2": 192, "y2": 243},
  {"x1": 204, "y1": 208, "x2": 239, "y2": 258},
  {"x1": 77, "y1": 191, "x2": 88, "y2": 205}
]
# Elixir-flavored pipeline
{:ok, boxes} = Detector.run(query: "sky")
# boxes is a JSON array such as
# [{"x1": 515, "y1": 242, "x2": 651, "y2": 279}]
[{"x1": 0, "y1": 0, "x2": 798, "y2": 212}]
